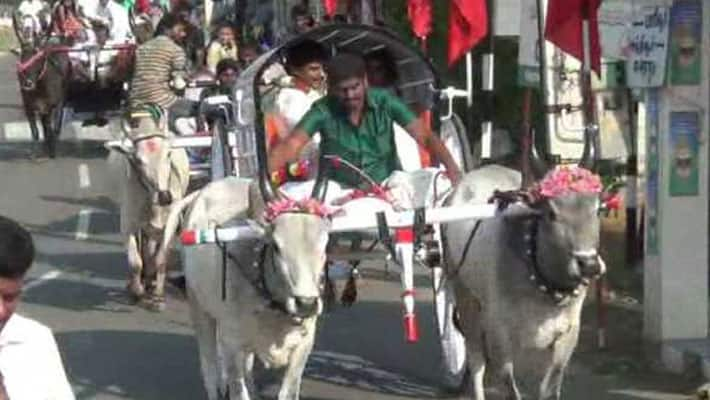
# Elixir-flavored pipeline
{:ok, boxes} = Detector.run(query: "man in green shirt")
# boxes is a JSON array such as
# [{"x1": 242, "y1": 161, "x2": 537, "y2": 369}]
[{"x1": 269, "y1": 53, "x2": 462, "y2": 189}]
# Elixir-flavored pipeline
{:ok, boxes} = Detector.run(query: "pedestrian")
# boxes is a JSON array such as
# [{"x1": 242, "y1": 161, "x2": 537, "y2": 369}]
[{"x1": 0, "y1": 215, "x2": 75, "y2": 399}]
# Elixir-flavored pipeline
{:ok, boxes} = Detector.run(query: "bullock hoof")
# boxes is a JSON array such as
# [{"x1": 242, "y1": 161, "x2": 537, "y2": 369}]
[
  {"x1": 143, "y1": 295, "x2": 166, "y2": 312},
  {"x1": 126, "y1": 282, "x2": 145, "y2": 302}
]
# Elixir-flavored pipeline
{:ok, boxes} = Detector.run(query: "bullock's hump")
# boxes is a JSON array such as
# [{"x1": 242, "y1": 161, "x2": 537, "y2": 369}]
[{"x1": 450, "y1": 165, "x2": 521, "y2": 205}]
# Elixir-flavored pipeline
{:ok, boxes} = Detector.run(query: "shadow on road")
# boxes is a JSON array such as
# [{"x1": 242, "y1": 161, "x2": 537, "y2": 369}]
[
  {"x1": 23, "y1": 278, "x2": 134, "y2": 312},
  {"x1": 39, "y1": 195, "x2": 118, "y2": 215},
  {"x1": 22, "y1": 209, "x2": 121, "y2": 247},
  {"x1": 0, "y1": 141, "x2": 109, "y2": 161},
  {"x1": 56, "y1": 330, "x2": 205, "y2": 400}
]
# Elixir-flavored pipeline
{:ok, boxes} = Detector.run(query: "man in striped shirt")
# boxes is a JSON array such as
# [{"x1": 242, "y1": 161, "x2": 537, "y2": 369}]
[{"x1": 129, "y1": 13, "x2": 195, "y2": 133}]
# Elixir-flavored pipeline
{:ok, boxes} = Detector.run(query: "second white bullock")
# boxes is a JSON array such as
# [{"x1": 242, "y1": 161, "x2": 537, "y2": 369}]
[
  {"x1": 158, "y1": 177, "x2": 330, "y2": 400},
  {"x1": 106, "y1": 107, "x2": 190, "y2": 310}
]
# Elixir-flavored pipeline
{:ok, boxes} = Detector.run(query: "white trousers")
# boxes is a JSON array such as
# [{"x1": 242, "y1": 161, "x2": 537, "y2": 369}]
[{"x1": 278, "y1": 167, "x2": 452, "y2": 212}]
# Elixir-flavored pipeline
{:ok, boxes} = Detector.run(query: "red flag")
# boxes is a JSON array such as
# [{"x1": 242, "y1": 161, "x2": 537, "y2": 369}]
[
  {"x1": 447, "y1": 0, "x2": 488, "y2": 67},
  {"x1": 407, "y1": 0, "x2": 432, "y2": 39},
  {"x1": 544, "y1": 0, "x2": 602, "y2": 75},
  {"x1": 323, "y1": 0, "x2": 338, "y2": 18}
]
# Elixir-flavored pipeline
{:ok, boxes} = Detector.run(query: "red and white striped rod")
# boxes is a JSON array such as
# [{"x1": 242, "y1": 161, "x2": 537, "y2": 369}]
[
  {"x1": 395, "y1": 227, "x2": 419, "y2": 343},
  {"x1": 179, "y1": 204, "x2": 498, "y2": 246},
  {"x1": 329, "y1": 204, "x2": 497, "y2": 232},
  {"x1": 181, "y1": 225, "x2": 264, "y2": 245}
]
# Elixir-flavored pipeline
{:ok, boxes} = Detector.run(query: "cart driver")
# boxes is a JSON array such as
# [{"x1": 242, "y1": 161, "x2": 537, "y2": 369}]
[
  {"x1": 129, "y1": 13, "x2": 193, "y2": 134},
  {"x1": 268, "y1": 53, "x2": 462, "y2": 206}
]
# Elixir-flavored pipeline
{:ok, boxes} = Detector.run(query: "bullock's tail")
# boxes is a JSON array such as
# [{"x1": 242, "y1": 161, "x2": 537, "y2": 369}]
[{"x1": 155, "y1": 190, "x2": 201, "y2": 269}]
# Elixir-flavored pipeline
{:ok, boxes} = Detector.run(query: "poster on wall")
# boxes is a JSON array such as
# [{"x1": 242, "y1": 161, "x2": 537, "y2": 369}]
[
  {"x1": 669, "y1": 0, "x2": 702, "y2": 85},
  {"x1": 624, "y1": 5, "x2": 670, "y2": 88},
  {"x1": 669, "y1": 112, "x2": 700, "y2": 196},
  {"x1": 646, "y1": 89, "x2": 660, "y2": 255}
]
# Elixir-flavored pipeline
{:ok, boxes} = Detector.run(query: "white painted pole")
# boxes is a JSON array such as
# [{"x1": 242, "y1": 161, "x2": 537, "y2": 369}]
[
  {"x1": 535, "y1": 0, "x2": 552, "y2": 153},
  {"x1": 465, "y1": 52, "x2": 473, "y2": 107},
  {"x1": 480, "y1": 0, "x2": 495, "y2": 160}
]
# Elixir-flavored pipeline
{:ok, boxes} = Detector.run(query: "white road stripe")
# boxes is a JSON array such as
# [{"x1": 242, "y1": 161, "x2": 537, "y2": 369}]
[
  {"x1": 4, "y1": 121, "x2": 32, "y2": 141},
  {"x1": 75, "y1": 209, "x2": 92, "y2": 240},
  {"x1": 78, "y1": 163, "x2": 91, "y2": 188},
  {"x1": 24, "y1": 269, "x2": 128, "y2": 292},
  {"x1": 24, "y1": 270, "x2": 63, "y2": 291},
  {"x1": 2, "y1": 118, "x2": 120, "y2": 143}
]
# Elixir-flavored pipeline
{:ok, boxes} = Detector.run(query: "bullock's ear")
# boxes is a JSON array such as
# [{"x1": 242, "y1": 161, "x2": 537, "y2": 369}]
[
  {"x1": 501, "y1": 204, "x2": 542, "y2": 222},
  {"x1": 104, "y1": 139, "x2": 133, "y2": 155}
]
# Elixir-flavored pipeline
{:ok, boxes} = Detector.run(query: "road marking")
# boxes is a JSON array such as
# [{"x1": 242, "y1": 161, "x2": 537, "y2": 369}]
[
  {"x1": 2, "y1": 118, "x2": 120, "y2": 143},
  {"x1": 3, "y1": 121, "x2": 32, "y2": 141},
  {"x1": 78, "y1": 163, "x2": 91, "y2": 188},
  {"x1": 23, "y1": 269, "x2": 128, "y2": 292},
  {"x1": 305, "y1": 351, "x2": 438, "y2": 397},
  {"x1": 24, "y1": 270, "x2": 63, "y2": 291},
  {"x1": 75, "y1": 209, "x2": 92, "y2": 240}
]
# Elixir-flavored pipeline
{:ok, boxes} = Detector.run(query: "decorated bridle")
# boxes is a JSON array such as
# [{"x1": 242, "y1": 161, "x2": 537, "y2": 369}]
[
  {"x1": 16, "y1": 47, "x2": 53, "y2": 91},
  {"x1": 215, "y1": 196, "x2": 335, "y2": 317},
  {"x1": 121, "y1": 105, "x2": 176, "y2": 206}
]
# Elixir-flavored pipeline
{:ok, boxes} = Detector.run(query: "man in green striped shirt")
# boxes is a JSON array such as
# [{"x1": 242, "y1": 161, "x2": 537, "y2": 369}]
[{"x1": 129, "y1": 13, "x2": 194, "y2": 133}]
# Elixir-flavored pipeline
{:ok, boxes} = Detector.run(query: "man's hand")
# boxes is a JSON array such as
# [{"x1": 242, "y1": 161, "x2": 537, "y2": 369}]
[
  {"x1": 404, "y1": 119, "x2": 463, "y2": 186},
  {"x1": 445, "y1": 166, "x2": 462, "y2": 186}
]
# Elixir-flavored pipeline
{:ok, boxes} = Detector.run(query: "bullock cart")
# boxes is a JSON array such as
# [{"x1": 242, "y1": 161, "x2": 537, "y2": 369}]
[
  {"x1": 171, "y1": 24, "x2": 485, "y2": 388},
  {"x1": 14, "y1": 18, "x2": 135, "y2": 157}
]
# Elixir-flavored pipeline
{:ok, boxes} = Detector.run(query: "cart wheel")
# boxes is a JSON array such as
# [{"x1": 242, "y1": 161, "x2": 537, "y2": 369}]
[
  {"x1": 209, "y1": 118, "x2": 234, "y2": 180},
  {"x1": 440, "y1": 112, "x2": 474, "y2": 173},
  {"x1": 432, "y1": 269, "x2": 468, "y2": 391}
]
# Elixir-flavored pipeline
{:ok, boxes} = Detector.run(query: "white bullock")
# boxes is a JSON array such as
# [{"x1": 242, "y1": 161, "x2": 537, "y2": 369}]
[
  {"x1": 158, "y1": 177, "x2": 329, "y2": 400},
  {"x1": 106, "y1": 110, "x2": 190, "y2": 310}
]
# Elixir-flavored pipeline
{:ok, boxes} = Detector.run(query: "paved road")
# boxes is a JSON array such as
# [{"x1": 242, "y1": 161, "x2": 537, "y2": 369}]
[{"x1": 0, "y1": 53, "x2": 702, "y2": 399}]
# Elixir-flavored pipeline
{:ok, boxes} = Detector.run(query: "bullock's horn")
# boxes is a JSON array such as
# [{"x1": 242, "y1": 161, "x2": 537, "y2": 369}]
[
  {"x1": 310, "y1": 155, "x2": 329, "y2": 201},
  {"x1": 11, "y1": 13, "x2": 23, "y2": 44},
  {"x1": 578, "y1": 125, "x2": 598, "y2": 171},
  {"x1": 529, "y1": 128, "x2": 549, "y2": 181},
  {"x1": 128, "y1": 9, "x2": 137, "y2": 34}
]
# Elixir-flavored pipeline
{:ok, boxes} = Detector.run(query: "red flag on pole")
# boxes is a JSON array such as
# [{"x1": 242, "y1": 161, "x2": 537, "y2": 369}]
[
  {"x1": 323, "y1": 0, "x2": 338, "y2": 18},
  {"x1": 407, "y1": 0, "x2": 432, "y2": 39},
  {"x1": 544, "y1": 0, "x2": 602, "y2": 74},
  {"x1": 447, "y1": 0, "x2": 488, "y2": 67}
]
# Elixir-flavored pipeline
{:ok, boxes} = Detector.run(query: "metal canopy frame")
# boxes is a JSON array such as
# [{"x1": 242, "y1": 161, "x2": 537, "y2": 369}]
[{"x1": 232, "y1": 23, "x2": 445, "y2": 202}]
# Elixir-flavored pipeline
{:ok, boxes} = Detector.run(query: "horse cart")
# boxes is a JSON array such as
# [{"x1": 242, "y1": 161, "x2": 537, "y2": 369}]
[
  {"x1": 161, "y1": 23, "x2": 489, "y2": 388},
  {"x1": 13, "y1": 13, "x2": 136, "y2": 158}
]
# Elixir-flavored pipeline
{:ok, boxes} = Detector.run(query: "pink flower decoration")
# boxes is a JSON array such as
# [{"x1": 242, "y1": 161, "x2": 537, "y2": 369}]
[
  {"x1": 264, "y1": 197, "x2": 338, "y2": 222},
  {"x1": 535, "y1": 166, "x2": 602, "y2": 199}
]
